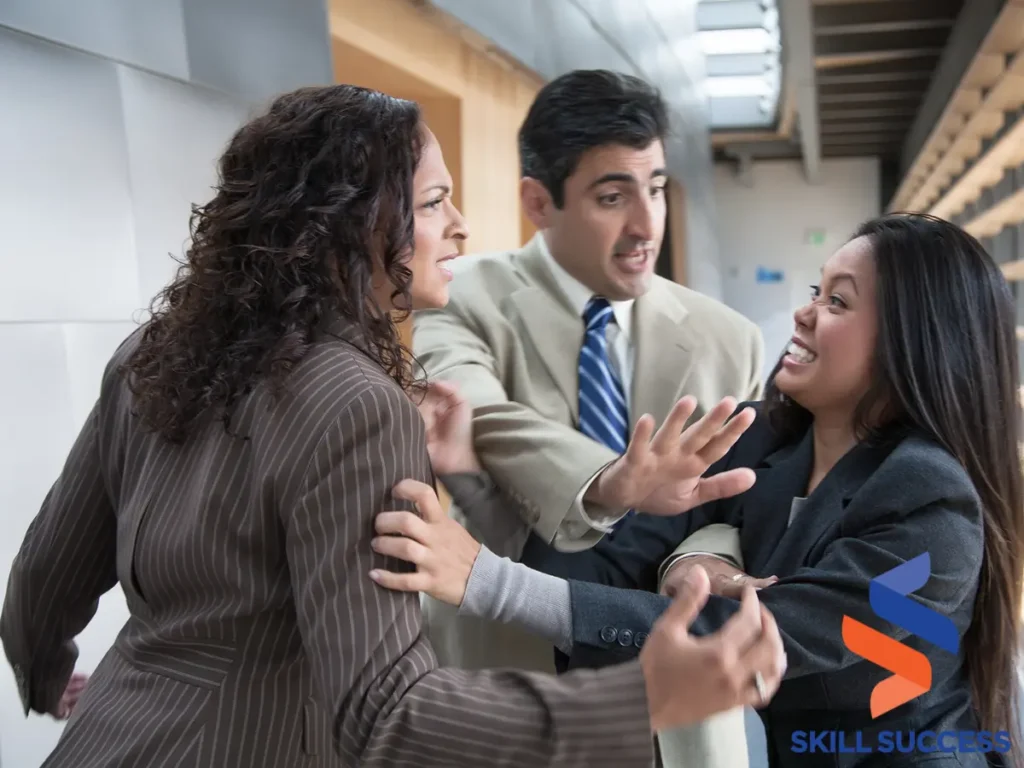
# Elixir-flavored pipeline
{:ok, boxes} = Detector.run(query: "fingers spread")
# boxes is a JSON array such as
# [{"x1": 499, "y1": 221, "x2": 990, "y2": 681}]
[
  {"x1": 677, "y1": 397, "x2": 737, "y2": 453},
  {"x1": 696, "y1": 406, "x2": 756, "y2": 467},
  {"x1": 693, "y1": 468, "x2": 756, "y2": 506},
  {"x1": 650, "y1": 397, "x2": 697, "y2": 453},
  {"x1": 624, "y1": 414, "x2": 656, "y2": 464}
]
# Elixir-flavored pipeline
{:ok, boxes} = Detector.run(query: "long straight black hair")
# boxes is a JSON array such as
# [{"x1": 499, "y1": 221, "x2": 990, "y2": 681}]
[{"x1": 764, "y1": 213, "x2": 1024, "y2": 750}]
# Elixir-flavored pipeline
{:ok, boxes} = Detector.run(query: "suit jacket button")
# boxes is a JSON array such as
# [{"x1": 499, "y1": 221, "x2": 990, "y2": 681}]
[
  {"x1": 634, "y1": 632, "x2": 649, "y2": 649},
  {"x1": 599, "y1": 626, "x2": 617, "y2": 643},
  {"x1": 617, "y1": 629, "x2": 634, "y2": 647}
]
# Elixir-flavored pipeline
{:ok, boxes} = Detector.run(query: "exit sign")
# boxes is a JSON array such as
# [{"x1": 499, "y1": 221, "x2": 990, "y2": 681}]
[{"x1": 805, "y1": 228, "x2": 827, "y2": 246}]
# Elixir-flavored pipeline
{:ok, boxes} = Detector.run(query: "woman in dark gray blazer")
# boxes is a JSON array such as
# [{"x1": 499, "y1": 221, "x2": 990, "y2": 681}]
[{"x1": 373, "y1": 213, "x2": 1024, "y2": 767}]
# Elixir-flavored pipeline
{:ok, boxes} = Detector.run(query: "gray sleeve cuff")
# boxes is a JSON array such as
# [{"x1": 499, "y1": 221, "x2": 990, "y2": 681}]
[{"x1": 460, "y1": 546, "x2": 574, "y2": 654}]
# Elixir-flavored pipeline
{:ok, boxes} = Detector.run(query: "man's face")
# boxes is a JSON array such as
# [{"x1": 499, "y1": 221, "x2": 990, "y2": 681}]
[{"x1": 537, "y1": 141, "x2": 667, "y2": 301}]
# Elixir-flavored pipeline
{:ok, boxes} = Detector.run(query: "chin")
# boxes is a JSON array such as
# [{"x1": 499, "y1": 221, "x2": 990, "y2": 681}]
[
  {"x1": 409, "y1": 287, "x2": 449, "y2": 311},
  {"x1": 772, "y1": 371, "x2": 801, "y2": 399},
  {"x1": 608, "y1": 276, "x2": 651, "y2": 301}
]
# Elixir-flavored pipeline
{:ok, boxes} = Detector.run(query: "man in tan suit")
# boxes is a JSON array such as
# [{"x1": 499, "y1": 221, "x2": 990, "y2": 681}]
[{"x1": 413, "y1": 70, "x2": 763, "y2": 767}]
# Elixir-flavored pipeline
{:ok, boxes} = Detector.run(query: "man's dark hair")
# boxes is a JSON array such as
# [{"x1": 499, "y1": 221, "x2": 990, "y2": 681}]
[{"x1": 518, "y1": 69, "x2": 669, "y2": 207}]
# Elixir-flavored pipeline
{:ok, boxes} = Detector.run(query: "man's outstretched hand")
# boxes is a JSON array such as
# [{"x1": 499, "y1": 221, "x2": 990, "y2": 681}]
[{"x1": 588, "y1": 396, "x2": 757, "y2": 516}]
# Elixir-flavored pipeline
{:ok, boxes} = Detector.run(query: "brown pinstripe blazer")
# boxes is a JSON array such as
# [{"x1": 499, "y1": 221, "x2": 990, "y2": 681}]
[{"x1": 1, "y1": 319, "x2": 654, "y2": 768}]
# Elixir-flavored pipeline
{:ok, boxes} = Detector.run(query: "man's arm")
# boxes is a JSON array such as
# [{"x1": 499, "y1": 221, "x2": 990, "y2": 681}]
[
  {"x1": 439, "y1": 471, "x2": 531, "y2": 560},
  {"x1": 1, "y1": 402, "x2": 119, "y2": 717},
  {"x1": 566, "y1": 499, "x2": 981, "y2": 686},
  {"x1": 283, "y1": 383, "x2": 654, "y2": 767},
  {"x1": 414, "y1": 306, "x2": 623, "y2": 550},
  {"x1": 522, "y1": 496, "x2": 728, "y2": 593}
]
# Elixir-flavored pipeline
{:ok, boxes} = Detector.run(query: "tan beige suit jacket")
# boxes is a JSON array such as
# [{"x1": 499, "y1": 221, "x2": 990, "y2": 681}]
[
  {"x1": 0, "y1": 320, "x2": 655, "y2": 768},
  {"x1": 412, "y1": 234, "x2": 764, "y2": 673}
]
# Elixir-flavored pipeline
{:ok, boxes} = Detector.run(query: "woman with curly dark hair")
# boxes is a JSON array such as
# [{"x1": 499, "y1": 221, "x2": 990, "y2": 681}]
[{"x1": 0, "y1": 83, "x2": 781, "y2": 768}]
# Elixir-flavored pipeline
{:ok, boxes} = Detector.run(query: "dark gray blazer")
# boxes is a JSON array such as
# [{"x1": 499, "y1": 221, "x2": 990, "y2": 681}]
[
  {"x1": 0, "y1": 319, "x2": 654, "y2": 768},
  {"x1": 524, "y1": 407, "x2": 995, "y2": 768}
]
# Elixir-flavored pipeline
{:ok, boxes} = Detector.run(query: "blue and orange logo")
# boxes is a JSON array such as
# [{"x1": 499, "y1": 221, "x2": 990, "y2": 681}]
[{"x1": 841, "y1": 553, "x2": 960, "y2": 717}]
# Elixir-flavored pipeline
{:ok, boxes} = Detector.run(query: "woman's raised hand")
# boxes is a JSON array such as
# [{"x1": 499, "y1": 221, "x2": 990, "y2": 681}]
[{"x1": 416, "y1": 380, "x2": 481, "y2": 475}]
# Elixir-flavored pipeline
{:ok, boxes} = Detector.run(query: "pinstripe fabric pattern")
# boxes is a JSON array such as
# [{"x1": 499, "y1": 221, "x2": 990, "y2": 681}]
[{"x1": 1, "y1": 319, "x2": 654, "y2": 767}]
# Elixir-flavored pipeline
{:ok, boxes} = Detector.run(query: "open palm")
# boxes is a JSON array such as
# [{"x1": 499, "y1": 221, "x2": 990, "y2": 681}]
[{"x1": 594, "y1": 396, "x2": 757, "y2": 516}]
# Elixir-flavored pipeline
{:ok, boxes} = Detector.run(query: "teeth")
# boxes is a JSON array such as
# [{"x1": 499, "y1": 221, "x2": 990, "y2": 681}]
[{"x1": 786, "y1": 342, "x2": 817, "y2": 363}]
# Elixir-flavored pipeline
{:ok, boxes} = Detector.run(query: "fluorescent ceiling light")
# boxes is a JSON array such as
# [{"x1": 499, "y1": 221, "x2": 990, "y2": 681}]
[
  {"x1": 698, "y1": 27, "x2": 780, "y2": 56},
  {"x1": 704, "y1": 75, "x2": 777, "y2": 98}
]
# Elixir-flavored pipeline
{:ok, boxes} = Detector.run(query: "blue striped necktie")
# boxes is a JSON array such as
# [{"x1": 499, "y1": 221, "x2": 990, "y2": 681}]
[{"x1": 578, "y1": 297, "x2": 632, "y2": 524}]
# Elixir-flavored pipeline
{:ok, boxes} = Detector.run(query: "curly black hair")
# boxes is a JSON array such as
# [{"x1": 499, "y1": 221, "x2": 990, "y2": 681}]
[{"x1": 123, "y1": 85, "x2": 424, "y2": 443}]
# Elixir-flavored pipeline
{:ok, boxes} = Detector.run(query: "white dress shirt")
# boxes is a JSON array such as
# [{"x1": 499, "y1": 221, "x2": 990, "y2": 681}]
[
  {"x1": 536, "y1": 234, "x2": 633, "y2": 532},
  {"x1": 536, "y1": 235, "x2": 636, "y2": 406}
]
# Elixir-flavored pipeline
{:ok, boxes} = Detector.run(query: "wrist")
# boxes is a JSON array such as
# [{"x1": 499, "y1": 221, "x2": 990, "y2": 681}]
[
  {"x1": 584, "y1": 459, "x2": 626, "y2": 508},
  {"x1": 440, "y1": 453, "x2": 482, "y2": 475}
]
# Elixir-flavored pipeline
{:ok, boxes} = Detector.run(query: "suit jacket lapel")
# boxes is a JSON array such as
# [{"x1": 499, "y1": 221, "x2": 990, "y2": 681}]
[
  {"x1": 506, "y1": 237, "x2": 584, "y2": 419},
  {"x1": 764, "y1": 439, "x2": 893, "y2": 572},
  {"x1": 740, "y1": 430, "x2": 815, "y2": 574},
  {"x1": 631, "y1": 282, "x2": 703, "y2": 427},
  {"x1": 744, "y1": 430, "x2": 895, "y2": 576}
]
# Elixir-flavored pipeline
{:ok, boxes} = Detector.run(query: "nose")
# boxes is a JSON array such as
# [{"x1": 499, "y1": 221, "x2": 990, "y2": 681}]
[
  {"x1": 626, "y1": 198, "x2": 657, "y2": 242},
  {"x1": 793, "y1": 300, "x2": 815, "y2": 330},
  {"x1": 447, "y1": 201, "x2": 469, "y2": 244}
]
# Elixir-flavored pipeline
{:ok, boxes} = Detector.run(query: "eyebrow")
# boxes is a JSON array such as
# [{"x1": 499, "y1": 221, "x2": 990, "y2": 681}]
[
  {"x1": 588, "y1": 168, "x2": 668, "y2": 189},
  {"x1": 823, "y1": 269, "x2": 859, "y2": 295}
]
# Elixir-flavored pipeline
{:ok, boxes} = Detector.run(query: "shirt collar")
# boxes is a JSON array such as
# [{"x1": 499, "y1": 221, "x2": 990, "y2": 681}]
[{"x1": 536, "y1": 233, "x2": 634, "y2": 340}]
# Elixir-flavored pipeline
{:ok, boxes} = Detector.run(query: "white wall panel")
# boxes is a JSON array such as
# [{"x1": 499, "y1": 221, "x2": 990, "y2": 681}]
[
  {"x1": 0, "y1": 29, "x2": 140, "y2": 323},
  {"x1": 0, "y1": 0, "x2": 189, "y2": 81},
  {"x1": 61, "y1": 323, "x2": 139, "y2": 431},
  {"x1": 119, "y1": 66, "x2": 251, "y2": 304},
  {"x1": 1, "y1": 0, "x2": 333, "y2": 762},
  {"x1": 181, "y1": 0, "x2": 333, "y2": 103},
  {"x1": 0, "y1": 325, "x2": 76, "y2": 559},
  {"x1": 0, "y1": 321, "x2": 136, "y2": 768}
]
